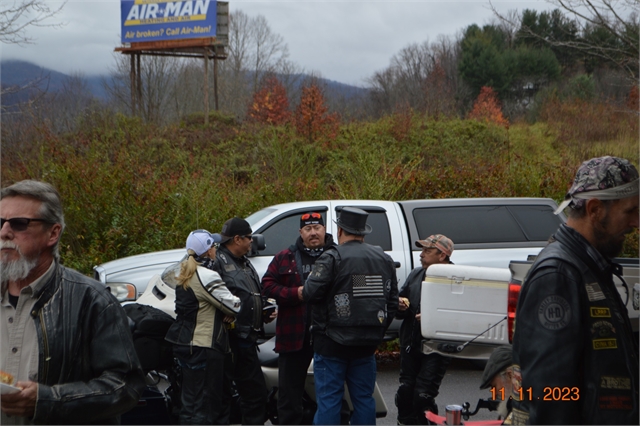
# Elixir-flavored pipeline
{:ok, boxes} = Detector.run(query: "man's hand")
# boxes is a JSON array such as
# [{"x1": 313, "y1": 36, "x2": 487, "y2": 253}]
[
  {"x1": 415, "y1": 313, "x2": 421, "y2": 321},
  {"x1": 265, "y1": 310, "x2": 277, "y2": 323},
  {"x1": 223, "y1": 315, "x2": 235, "y2": 323},
  {"x1": 1, "y1": 380, "x2": 38, "y2": 418},
  {"x1": 298, "y1": 286, "x2": 304, "y2": 301},
  {"x1": 398, "y1": 297, "x2": 410, "y2": 311}
]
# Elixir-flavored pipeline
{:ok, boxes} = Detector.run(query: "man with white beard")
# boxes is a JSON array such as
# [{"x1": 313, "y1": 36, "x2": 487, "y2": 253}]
[{"x1": 0, "y1": 180, "x2": 145, "y2": 425}]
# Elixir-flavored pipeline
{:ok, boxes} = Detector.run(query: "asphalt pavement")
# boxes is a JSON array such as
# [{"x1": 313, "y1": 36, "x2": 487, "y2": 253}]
[{"x1": 375, "y1": 357, "x2": 499, "y2": 425}]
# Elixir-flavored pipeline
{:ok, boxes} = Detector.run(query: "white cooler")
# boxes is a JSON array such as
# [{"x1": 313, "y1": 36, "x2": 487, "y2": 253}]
[{"x1": 419, "y1": 263, "x2": 511, "y2": 359}]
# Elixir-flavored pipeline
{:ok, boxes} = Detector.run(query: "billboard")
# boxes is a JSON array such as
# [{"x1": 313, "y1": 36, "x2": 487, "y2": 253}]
[{"x1": 121, "y1": 0, "x2": 217, "y2": 43}]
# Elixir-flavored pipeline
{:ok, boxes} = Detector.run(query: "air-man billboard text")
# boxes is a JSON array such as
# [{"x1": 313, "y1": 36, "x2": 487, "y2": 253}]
[{"x1": 121, "y1": 0, "x2": 216, "y2": 43}]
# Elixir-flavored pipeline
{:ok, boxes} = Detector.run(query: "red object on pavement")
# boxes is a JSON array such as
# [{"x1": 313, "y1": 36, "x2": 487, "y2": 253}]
[{"x1": 424, "y1": 410, "x2": 503, "y2": 425}]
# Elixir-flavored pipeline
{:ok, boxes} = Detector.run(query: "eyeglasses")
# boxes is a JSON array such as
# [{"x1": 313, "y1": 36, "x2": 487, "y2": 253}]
[
  {"x1": 239, "y1": 235, "x2": 252, "y2": 240},
  {"x1": 301, "y1": 213, "x2": 322, "y2": 220},
  {"x1": 1, "y1": 217, "x2": 52, "y2": 232}
]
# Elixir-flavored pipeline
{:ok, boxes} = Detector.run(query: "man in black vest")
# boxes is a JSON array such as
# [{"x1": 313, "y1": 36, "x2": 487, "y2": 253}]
[
  {"x1": 303, "y1": 207, "x2": 398, "y2": 425},
  {"x1": 512, "y1": 156, "x2": 639, "y2": 424},
  {"x1": 395, "y1": 234, "x2": 454, "y2": 424},
  {"x1": 212, "y1": 217, "x2": 274, "y2": 425}
]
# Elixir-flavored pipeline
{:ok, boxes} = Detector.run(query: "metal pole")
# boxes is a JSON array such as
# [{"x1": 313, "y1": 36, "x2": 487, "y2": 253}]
[
  {"x1": 204, "y1": 47, "x2": 209, "y2": 125},
  {"x1": 214, "y1": 56, "x2": 219, "y2": 111},
  {"x1": 130, "y1": 54, "x2": 136, "y2": 115},
  {"x1": 136, "y1": 53, "x2": 142, "y2": 118}
]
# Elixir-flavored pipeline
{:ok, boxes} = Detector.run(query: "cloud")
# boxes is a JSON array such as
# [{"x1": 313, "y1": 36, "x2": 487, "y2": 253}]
[{"x1": 1, "y1": 0, "x2": 548, "y2": 83}]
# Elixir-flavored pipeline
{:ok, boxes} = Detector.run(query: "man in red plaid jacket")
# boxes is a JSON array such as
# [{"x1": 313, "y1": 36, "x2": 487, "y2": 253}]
[{"x1": 261, "y1": 212, "x2": 337, "y2": 425}]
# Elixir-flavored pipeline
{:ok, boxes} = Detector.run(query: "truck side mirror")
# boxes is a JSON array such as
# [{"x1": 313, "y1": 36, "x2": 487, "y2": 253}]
[
  {"x1": 394, "y1": 261, "x2": 401, "y2": 268},
  {"x1": 249, "y1": 234, "x2": 266, "y2": 257}
]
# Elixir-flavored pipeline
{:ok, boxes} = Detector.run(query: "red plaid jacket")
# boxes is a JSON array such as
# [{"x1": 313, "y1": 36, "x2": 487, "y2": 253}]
[{"x1": 261, "y1": 235, "x2": 335, "y2": 353}]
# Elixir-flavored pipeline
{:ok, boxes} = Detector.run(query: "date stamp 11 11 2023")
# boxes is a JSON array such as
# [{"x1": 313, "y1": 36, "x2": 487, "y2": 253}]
[{"x1": 490, "y1": 386, "x2": 580, "y2": 401}]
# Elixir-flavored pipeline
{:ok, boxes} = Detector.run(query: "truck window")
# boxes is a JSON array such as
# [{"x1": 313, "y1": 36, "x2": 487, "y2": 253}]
[
  {"x1": 507, "y1": 205, "x2": 563, "y2": 241},
  {"x1": 413, "y1": 206, "x2": 525, "y2": 244},
  {"x1": 336, "y1": 209, "x2": 392, "y2": 251},
  {"x1": 257, "y1": 212, "x2": 328, "y2": 256},
  {"x1": 412, "y1": 205, "x2": 561, "y2": 244}
]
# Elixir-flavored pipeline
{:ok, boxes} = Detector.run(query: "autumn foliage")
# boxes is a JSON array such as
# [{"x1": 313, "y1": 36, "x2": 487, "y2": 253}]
[
  {"x1": 247, "y1": 76, "x2": 291, "y2": 125},
  {"x1": 467, "y1": 86, "x2": 509, "y2": 128},
  {"x1": 293, "y1": 83, "x2": 339, "y2": 143}
]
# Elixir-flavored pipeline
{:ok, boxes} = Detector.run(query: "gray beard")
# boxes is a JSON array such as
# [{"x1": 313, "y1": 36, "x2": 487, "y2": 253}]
[{"x1": 1, "y1": 252, "x2": 39, "y2": 285}]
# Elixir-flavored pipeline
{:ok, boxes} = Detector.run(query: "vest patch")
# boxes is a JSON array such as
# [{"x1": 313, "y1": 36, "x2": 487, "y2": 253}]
[
  {"x1": 601, "y1": 376, "x2": 631, "y2": 390},
  {"x1": 585, "y1": 282, "x2": 606, "y2": 301},
  {"x1": 590, "y1": 307, "x2": 611, "y2": 318},
  {"x1": 537, "y1": 295, "x2": 571, "y2": 330},
  {"x1": 351, "y1": 274, "x2": 384, "y2": 298},
  {"x1": 224, "y1": 264, "x2": 236, "y2": 272},
  {"x1": 598, "y1": 395, "x2": 633, "y2": 410},
  {"x1": 592, "y1": 338, "x2": 618, "y2": 350},
  {"x1": 334, "y1": 293, "x2": 351, "y2": 318},
  {"x1": 377, "y1": 309, "x2": 385, "y2": 324},
  {"x1": 590, "y1": 321, "x2": 616, "y2": 338}
]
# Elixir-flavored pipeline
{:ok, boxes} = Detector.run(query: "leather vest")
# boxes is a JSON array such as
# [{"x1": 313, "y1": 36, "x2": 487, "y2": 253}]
[
  {"x1": 215, "y1": 248, "x2": 263, "y2": 341},
  {"x1": 512, "y1": 226, "x2": 639, "y2": 424},
  {"x1": 540, "y1": 245, "x2": 638, "y2": 424},
  {"x1": 323, "y1": 242, "x2": 396, "y2": 346}
]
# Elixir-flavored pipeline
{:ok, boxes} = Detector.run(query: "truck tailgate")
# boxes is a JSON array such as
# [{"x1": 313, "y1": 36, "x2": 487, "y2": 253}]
[{"x1": 420, "y1": 264, "x2": 511, "y2": 357}]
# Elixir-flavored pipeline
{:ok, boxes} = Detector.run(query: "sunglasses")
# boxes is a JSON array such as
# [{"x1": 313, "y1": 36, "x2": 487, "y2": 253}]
[
  {"x1": 237, "y1": 234, "x2": 252, "y2": 240},
  {"x1": 1, "y1": 217, "x2": 52, "y2": 232},
  {"x1": 301, "y1": 213, "x2": 322, "y2": 220}
]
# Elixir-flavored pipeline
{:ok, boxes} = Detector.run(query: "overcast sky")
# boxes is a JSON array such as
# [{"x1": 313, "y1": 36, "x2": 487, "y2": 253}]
[{"x1": 2, "y1": 0, "x2": 552, "y2": 86}]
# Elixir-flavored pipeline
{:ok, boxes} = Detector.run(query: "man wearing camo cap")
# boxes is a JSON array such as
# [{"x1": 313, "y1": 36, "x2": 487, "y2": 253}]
[
  {"x1": 512, "y1": 156, "x2": 639, "y2": 425},
  {"x1": 395, "y1": 234, "x2": 454, "y2": 424}
]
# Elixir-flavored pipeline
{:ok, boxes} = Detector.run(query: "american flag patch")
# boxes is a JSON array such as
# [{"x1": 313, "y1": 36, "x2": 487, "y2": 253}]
[{"x1": 352, "y1": 275, "x2": 384, "y2": 298}]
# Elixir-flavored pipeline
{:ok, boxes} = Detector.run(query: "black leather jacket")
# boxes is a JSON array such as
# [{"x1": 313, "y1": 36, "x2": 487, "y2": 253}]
[
  {"x1": 396, "y1": 266, "x2": 425, "y2": 349},
  {"x1": 31, "y1": 263, "x2": 145, "y2": 424},
  {"x1": 213, "y1": 246, "x2": 264, "y2": 342},
  {"x1": 512, "y1": 224, "x2": 639, "y2": 425},
  {"x1": 303, "y1": 240, "x2": 399, "y2": 347}
]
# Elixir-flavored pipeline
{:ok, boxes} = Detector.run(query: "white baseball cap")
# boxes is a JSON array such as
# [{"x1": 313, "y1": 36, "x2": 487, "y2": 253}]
[{"x1": 186, "y1": 229, "x2": 222, "y2": 256}]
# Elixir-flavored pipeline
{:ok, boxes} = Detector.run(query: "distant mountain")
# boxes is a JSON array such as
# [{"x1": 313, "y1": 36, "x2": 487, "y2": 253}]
[
  {"x1": 1, "y1": 60, "x2": 108, "y2": 105},
  {"x1": 1, "y1": 60, "x2": 368, "y2": 109}
]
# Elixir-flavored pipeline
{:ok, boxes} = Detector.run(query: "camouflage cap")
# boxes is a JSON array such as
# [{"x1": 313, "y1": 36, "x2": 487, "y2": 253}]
[
  {"x1": 555, "y1": 156, "x2": 639, "y2": 214},
  {"x1": 415, "y1": 234, "x2": 454, "y2": 257}
]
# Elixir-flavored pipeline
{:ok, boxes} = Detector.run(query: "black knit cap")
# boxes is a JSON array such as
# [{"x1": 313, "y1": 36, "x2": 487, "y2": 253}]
[{"x1": 300, "y1": 212, "x2": 325, "y2": 229}]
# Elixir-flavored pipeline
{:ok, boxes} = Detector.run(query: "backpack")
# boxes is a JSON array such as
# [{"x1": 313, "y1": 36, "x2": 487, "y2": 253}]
[{"x1": 124, "y1": 303, "x2": 175, "y2": 371}]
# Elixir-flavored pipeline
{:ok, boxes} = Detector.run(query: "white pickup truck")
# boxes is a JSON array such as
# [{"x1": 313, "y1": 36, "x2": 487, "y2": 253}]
[
  {"x1": 94, "y1": 198, "x2": 566, "y2": 346},
  {"x1": 95, "y1": 198, "x2": 565, "y2": 300},
  {"x1": 419, "y1": 257, "x2": 639, "y2": 360}
]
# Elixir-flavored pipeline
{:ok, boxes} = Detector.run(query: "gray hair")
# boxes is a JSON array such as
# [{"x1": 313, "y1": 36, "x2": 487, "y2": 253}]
[{"x1": 1, "y1": 180, "x2": 65, "y2": 260}]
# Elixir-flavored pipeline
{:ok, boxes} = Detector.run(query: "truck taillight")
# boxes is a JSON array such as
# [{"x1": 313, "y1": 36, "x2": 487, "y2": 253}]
[{"x1": 507, "y1": 282, "x2": 521, "y2": 343}]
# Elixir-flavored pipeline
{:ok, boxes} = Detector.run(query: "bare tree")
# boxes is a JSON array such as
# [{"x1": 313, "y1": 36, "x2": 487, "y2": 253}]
[
  {"x1": 491, "y1": 0, "x2": 639, "y2": 81},
  {"x1": 366, "y1": 35, "x2": 463, "y2": 118},
  {"x1": 0, "y1": 0, "x2": 66, "y2": 45},
  {"x1": 217, "y1": 10, "x2": 294, "y2": 119}
]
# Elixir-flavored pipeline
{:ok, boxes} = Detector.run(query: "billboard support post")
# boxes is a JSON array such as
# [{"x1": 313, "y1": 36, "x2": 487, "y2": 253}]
[{"x1": 204, "y1": 48, "x2": 209, "y2": 125}]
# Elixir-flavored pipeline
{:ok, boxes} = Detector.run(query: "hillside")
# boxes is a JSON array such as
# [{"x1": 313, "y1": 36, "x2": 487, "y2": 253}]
[
  {"x1": 0, "y1": 60, "x2": 368, "y2": 108},
  {"x1": 1, "y1": 60, "x2": 108, "y2": 103},
  {"x1": 2, "y1": 106, "x2": 637, "y2": 273}
]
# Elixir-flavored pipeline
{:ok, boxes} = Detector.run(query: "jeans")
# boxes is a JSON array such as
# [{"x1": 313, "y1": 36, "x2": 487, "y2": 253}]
[
  {"x1": 313, "y1": 353, "x2": 377, "y2": 425},
  {"x1": 277, "y1": 344, "x2": 314, "y2": 425}
]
